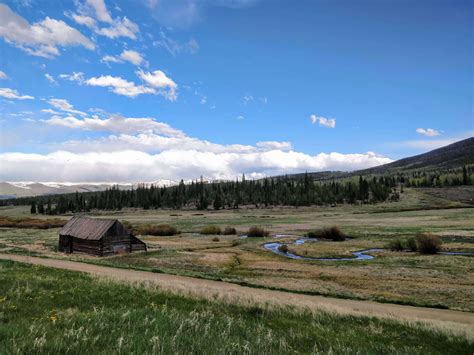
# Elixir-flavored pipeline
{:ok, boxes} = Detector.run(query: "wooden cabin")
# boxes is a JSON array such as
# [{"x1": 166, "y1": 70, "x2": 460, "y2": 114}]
[{"x1": 58, "y1": 217, "x2": 146, "y2": 256}]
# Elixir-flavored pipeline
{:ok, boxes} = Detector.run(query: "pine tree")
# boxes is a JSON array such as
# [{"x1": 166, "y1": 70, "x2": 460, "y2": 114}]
[{"x1": 30, "y1": 200, "x2": 36, "y2": 214}]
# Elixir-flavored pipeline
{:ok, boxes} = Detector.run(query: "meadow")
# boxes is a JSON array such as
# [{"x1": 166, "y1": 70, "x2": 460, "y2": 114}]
[
  {"x1": 1, "y1": 260, "x2": 473, "y2": 354},
  {"x1": 0, "y1": 187, "x2": 473, "y2": 313}
]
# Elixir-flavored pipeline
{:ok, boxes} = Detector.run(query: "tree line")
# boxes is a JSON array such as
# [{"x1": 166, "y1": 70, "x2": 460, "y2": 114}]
[{"x1": 26, "y1": 174, "x2": 398, "y2": 215}]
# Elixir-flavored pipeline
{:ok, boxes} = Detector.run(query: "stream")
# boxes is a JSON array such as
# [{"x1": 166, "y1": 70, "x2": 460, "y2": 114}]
[{"x1": 263, "y1": 237, "x2": 474, "y2": 261}]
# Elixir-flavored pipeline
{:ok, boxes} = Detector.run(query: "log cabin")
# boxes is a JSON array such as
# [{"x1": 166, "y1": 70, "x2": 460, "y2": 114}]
[{"x1": 58, "y1": 216, "x2": 146, "y2": 256}]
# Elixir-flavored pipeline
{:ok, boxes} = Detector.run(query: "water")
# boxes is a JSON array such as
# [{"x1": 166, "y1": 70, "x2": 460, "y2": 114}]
[{"x1": 263, "y1": 238, "x2": 383, "y2": 261}]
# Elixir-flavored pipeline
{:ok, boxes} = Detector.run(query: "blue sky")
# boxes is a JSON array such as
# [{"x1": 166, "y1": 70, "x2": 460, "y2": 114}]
[{"x1": 0, "y1": 0, "x2": 472, "y2": 183}]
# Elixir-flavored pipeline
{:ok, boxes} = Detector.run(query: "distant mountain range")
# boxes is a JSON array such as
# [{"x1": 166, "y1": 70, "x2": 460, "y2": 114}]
[
  {"x1": 0, "y1": 180, "x2": 177, "y2": 199},
  {"x1": 1, "y1": 137, "x2": 472, "y2": 199}
]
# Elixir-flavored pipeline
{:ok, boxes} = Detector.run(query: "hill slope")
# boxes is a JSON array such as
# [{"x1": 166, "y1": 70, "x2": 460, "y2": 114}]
[{"x1": 359, "y1": 137, "x2": 474, "y2": 174}]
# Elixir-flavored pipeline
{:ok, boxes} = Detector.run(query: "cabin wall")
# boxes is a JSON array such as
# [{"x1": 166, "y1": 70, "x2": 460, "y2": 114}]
[{"x1": 72, "y1": 237, "x2": 102, "y2": 256}]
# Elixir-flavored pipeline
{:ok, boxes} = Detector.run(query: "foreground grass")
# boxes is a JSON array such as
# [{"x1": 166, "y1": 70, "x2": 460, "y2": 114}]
[{"x1": 0, "y1": 260, "x2": 472, "y2": 354}]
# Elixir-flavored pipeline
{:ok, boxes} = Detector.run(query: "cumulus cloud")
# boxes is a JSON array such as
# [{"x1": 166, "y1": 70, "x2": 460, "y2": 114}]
[
  {"x1": 0, "y1": 149, "x2": 392, "y2": 183},
  {"x1": 47, "y1": 98, "x2": 86, "y2": 116},
  {"x1": 0, "y1": 4, "x2": 94, "y2": 58},
  {"x1": 0, "y1": 70, "x2": 7, "y2": 80},
  {"x1": 310, "y1": 114, "x2": 336, "y2": 128},
  {"x1": 84, "y1": 75, "x2": 156, "y2": 98},
  {"x1": 153, "y1": 31, "x2": 199, "y2": 56},
  {"x1": 71, "y1": 0, "x2": 139, "y2": 40},
  {"x1": 137, "y1": 70, "x2": 177, "y2": 100},
  {"x1": 102, "y1": 49, "x2": 146, "y2": 66},
  {"x1": 0, "y1": 87, "x2": 34, "y2": 100},
  {"x1": 60, "y1": 70, "x2": 176, "y2": 99},
  {"x1": 416, "y1": 128, "x2": 441, "y2": 137},
  {"x1": 29, "y1": 109, "x2": 393, "y2": 183}
]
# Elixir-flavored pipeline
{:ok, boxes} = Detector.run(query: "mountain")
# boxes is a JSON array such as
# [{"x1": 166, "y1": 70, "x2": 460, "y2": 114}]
[
  {"x1": 358, "y1": 137, "x2": 474, "y2": 175},
  {"x1": 0, "y1": 179, "x2": 179, "y2": 199},
  {"x1": 282, "y1": 137, "x2": 474, "y2": 182}
]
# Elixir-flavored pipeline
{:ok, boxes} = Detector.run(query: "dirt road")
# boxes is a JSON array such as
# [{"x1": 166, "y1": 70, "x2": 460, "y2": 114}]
[{"x1": 1, "y1": 253, "x2": 473, "y2": 339}]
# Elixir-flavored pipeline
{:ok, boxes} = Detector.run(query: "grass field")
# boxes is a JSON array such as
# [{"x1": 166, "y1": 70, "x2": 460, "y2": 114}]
[
  {"x1": 0, "y1": 188, "x2": 473, "y2": 312},
  {"x1": 1, "y1": 260, "x2": 472, "y2": 354}
]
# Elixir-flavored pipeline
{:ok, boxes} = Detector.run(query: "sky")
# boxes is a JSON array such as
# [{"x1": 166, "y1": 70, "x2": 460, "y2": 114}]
[{"x1": 0, "y1": 0, "x2": 472, "y2": 183}]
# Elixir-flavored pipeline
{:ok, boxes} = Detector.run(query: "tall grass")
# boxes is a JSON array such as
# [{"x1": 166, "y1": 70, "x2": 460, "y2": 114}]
[{"x1": 0, "y1": 260, "x2": 471, "y2": 354}]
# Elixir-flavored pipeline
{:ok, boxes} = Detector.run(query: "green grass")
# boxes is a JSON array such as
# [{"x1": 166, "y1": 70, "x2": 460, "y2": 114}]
[{"x1": 0, "y1": 260, "x2": 472, "y2": 354}]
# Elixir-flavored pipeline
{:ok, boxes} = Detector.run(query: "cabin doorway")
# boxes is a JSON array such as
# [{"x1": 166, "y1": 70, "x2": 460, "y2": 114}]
[{"x1": 64, "y1": 236, "x2": 72, "y2": 253}]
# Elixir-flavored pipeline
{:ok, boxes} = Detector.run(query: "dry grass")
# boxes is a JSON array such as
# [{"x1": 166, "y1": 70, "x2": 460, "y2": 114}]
[
  {"x1": 135, "y1": 224, "x2": 180, "y2": 236},
  {"x1": 0, "y1": 216, "x2": 66, "y2": 229}
]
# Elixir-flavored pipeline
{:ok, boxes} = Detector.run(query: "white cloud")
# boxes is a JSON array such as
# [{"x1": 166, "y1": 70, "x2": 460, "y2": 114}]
[
  {"x1": 0, "y1": 70, "x2": 7, "y2": 80},
  {"x1": 137, "y1": 70, "x2": 177, "y2": 100},
  {"x1": 44, "y1": 73, "x2": 57, "y2": 85},
  {"x1": 0, "y1": 4, "x2": 94, "y2": 58},
  {"x1": 416, "y1": 128, "x2": 441, "y2": 137},
  {"x1": 0, "y1": 149, "x2": 392, "y2": 183},
  {"x1": 256, "y1": 141, "x2": 292, "y2": 151},
  {"x1": 48, "y1": 99, "x2": 86, "y2": 116},
  {"x1": 45, "y1": 114, "x2": 185, "y2": 137},
  {"x1": 71, "y1": 0, "x2": 139, "y2": 40},
  {"x1": 102, "y1": 49, "x2": 146, "y2": 66},
  {"x1": 96, "y1": 17, "x2": 139, "y2": 39},
  {"x1": 0, "y1": 87, "x2": 34, "y2": 100},
  {"x1": 59, "y1": 72, "x2": 85, "y2": 82},
  {"x1": 70, "y1": 14, "x2": 97, "y2": 28},
  {"x1": 85, "y1": 0, "x2": 113, "y2": 23},
  {"x1": 84, "y1": 75, "x2": 156, "y2": 98},
  {"x1": 153, "y1": 31, "x2": 199, "y2": 56},
  {"x1": 310, "y1": 114, "x2": 336, "y2": 128},
  {"x1": 41, "y1": 108, "x2": 60, "y2": 115}
]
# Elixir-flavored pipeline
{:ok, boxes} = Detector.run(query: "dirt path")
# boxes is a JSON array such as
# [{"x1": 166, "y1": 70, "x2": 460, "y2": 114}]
[{"x1": 1, "y1": 253, "x2": 473, "y2": 339}]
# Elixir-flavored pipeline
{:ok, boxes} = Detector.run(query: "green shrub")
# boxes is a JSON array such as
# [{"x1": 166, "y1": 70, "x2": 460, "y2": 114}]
[
  {"x1": 388, "y1": 239, "x2": 404, "y2": 252},
  {"x1": 136, "y1": 224, "x2": 179, "y2": 236},
  {"x1": 200, "y1": 225, "x2": 222, "y2": 235},
  {"x1": 405, "y1": 237, "x2": 418, "y2": 252},
  {"x1": 223, "y1": 227, "x2": 237, "y2": 235},
  {"x1": 416, "y1": 233, "x2": 442, "y2": 254},
  {"x1": 247, "y1": 227, "x2": 269, "y2": 237},
  {"x1": 278, "y1": 244, "x2": 289, "y2": 253},
  {"x1": 305, "y1": 226, "x2": 346, "y2": 241}
]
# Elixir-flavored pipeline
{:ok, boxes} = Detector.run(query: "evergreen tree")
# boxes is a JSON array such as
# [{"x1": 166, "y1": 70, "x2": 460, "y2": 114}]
[{"x1": 30, "y1": 200, "x2": 36, "y2": 214}]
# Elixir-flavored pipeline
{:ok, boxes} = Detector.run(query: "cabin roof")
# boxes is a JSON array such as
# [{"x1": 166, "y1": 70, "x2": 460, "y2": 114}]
[{"x1": 59, "y1": 216, "x2": 117, "y2": 240}]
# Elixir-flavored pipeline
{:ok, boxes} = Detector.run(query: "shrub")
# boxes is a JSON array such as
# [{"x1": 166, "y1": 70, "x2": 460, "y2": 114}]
[
  {"x1": 212, "y1": 237, "x2": 220, "y2": 242},
  {"x1": 305, "y1": 226, "x2": 346, "y2": 241},
  {"x1": 388, "y1": 239, "x2": 404, "y2": 252},
  {"x1": 223, "y1": 227, "x2": 237, "y2": 235},
  {"x1": 200, "y1": 225, "x2": 222, "y2": 235},
  {"x1": 247, "y1": 227, "x2": 269, "y2": 237},
  {"x1": 405, "y1": 237, "x2": 418, "y2": 252},
  {"x1": 136, "y1": 224, "x2": 179, "y2": 236},
  {"x1": 416, "y1": 233, "x2": 442, "y2": 254},
  {"x1": 278, "y1": 244, "x2": 289, "y2": 253},
  {"x1": 0, "y1": 217, "x2": 66, "y2": 229}
]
